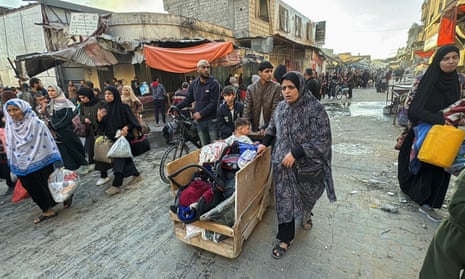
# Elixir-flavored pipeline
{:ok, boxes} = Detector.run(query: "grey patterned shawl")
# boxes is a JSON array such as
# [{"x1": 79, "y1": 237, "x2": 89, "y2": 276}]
[{"x1": 266, "y1": 72, "x2": 336, "y2": 203}]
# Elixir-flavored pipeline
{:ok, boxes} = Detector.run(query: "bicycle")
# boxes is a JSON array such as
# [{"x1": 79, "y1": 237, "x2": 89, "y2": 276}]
[
  {"x1": 159, "y1": 106, "x2": 201, "y2": 184},
  {"x1": 335, "y1": 83, "x2": 349, "y2": 100}
]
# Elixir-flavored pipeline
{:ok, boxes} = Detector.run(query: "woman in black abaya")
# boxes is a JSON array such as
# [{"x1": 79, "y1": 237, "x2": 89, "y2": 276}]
[{"x1": 398, "y1": 45, "x2": 463, "y2": 222}]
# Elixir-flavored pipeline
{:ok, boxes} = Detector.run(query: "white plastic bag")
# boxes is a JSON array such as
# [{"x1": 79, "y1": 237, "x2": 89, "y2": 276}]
[
  {"x1": 107, "y1": 135, "x2": 132, "y2": 158},
  {"x1": 48, "y1": 168, "x2": 80, "y2": 202}
]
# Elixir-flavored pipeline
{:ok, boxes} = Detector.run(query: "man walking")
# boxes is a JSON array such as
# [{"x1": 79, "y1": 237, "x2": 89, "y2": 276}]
[
  {"x1": 244, "y1": 61, "x2": 281, "y2": 134},
  {"x1": 151, "y1": 77, "x2": 167, "y2": 126},
  {"x1": 174, "y1": 60, "x2": 220, "y2": 146},
  {"x1": 304, "y1": 68, "x2": 321, "y2": 100}
]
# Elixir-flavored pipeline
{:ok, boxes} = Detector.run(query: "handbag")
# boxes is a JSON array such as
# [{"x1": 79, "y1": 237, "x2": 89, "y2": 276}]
[
  {"x1": 296, "y1": 159, "x2": 324, "y2": 183},
  {"x1": 107, "y1": 136, "x2": 133, "y2": 158},
  {"x1": 130, "y1": 134, "x2": 151, "y2": 156},
  {"x1": 93, "y1": 136, "x2": 113, "y2": 164},
  {"x1": 418, "y1": 124, "x2": 465, "y2": 168},
  {"x1": 72, "y1": 114, "x2": 90, "y2": 137},
  {"x1": 12, "y1": 179, "x2": 30, "y2": 203}
]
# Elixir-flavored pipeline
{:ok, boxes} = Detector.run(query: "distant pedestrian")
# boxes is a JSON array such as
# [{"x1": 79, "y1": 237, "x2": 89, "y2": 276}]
[
  {"x1": 47, "y1": 84, "x2": 89, "y2": 174},
  {"x1": 77, "y1": 87, "x2": 108, "y2": 186},
  {"x1": 98, "y1": 86, "x2": 143, "y2": 196},
  {"x1": 172, "y1": 82, "x2": 191, "y2": 119},
  {"x1": 151, "y1": 77, "x2": 167, "y2": 126},
  {"x1": 304, "y1": 68, "x2": 321, "y2": 100}
]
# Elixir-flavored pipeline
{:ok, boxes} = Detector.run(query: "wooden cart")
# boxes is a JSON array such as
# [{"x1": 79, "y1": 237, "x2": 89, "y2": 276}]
[{"x1": 166, "y1": 147, "x2": 272, "y2": 258}]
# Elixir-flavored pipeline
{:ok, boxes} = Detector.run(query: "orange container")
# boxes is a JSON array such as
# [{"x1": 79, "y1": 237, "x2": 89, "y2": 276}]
[{"x1": 418, "y1": 125, "x2": 465, "y2": 168}]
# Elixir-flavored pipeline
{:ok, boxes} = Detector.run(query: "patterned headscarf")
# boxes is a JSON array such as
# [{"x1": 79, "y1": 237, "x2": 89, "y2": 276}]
[{"x1": 4, "y1": 98, "x2": 62, "y2": 175}]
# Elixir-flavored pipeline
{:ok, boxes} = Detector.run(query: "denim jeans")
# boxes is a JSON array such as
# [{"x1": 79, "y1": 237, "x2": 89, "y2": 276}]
[{"x1": 196, "y1": 119, "x2": 217, "y2": 146}]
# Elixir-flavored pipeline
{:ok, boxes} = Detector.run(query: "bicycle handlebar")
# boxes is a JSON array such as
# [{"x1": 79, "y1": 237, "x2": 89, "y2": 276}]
[{"x1": 169, "y1": 105, "x2": 188, "y2": 121}]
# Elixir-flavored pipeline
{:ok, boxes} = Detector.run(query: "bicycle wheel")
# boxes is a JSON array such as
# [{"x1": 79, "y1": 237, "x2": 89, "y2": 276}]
[
  {"x1": 336, "y1": 88, "x2": 343, "y2": 100},
  {"x1": 159, "y1": 143, "x2": 190, "y2": 184}
]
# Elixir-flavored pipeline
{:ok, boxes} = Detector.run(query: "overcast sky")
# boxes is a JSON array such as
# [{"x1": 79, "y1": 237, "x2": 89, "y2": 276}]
[{"x1": 2, "y1": 0, "x2": 424, "y2": 59}]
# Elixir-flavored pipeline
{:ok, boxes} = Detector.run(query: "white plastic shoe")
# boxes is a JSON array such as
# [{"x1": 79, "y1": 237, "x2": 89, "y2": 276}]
[{"x1": 96, "y1": 177, "x2": 111, "y2": 186}]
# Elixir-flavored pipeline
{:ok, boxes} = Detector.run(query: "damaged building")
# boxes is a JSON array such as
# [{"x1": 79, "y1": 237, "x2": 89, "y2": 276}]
[{"x1": 1, "y1": 0, "x2": 326, "y2": 91}]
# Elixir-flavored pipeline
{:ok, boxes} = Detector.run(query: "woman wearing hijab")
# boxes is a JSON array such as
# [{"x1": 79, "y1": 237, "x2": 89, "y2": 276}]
[
  {"x1": 121, "y1": 85, "x2": 143, "y2": 120},
  {"x1": 257, "y1": 71, "x2": 336, "y2": 259},
  {"x1": 97, "y1": 86, "x2": 143, "y2": 196},
  {"x1": 398, "y1": 45, "x2": 465, "y2": 223},
  {"x1": 0, "y1": 89, "x2": 18, "y2": 196},
  {"x1": 77, "y1": 87, "x2": 109, "y2": 186},
  {"x1": 47, "y1": 84, "x2": 89, "y2": 174},
  {"x1": 5, "y1": 99, "x2": 63, "y2": 223}
]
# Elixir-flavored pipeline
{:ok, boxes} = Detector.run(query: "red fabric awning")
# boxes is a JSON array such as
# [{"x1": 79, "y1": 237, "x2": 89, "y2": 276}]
[
  {"x1": 143, "y1": 42, "x2": 234, "y2": 73},
  {"x1": 437, "y1": 6, "x2": 457, "y2": 46}
]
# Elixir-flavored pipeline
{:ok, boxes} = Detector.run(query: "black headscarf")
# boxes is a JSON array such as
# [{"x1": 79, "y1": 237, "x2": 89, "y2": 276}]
[
  {"x1": 77, "y1": 87, "x2": 99, "y2": 107},
  {"x1": 103, "y1": 86, "x2": 140, "y2": 138},
  {"x1": 408, "y1": 44, "x2": 461, "y2": 125}
]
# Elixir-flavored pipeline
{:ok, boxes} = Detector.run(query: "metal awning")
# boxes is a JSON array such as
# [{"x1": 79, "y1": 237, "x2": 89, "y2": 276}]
[{"x1": 15, "y1": 37, "x2": 117, "y2": 79}]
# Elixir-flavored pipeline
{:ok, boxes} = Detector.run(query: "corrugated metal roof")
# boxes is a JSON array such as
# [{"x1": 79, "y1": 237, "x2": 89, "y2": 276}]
[{"x1": 15, "y1": 37, "x2": 117, "y2": 78}]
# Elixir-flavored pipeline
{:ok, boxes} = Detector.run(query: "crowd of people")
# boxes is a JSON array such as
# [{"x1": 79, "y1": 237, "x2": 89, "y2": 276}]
[
  {"x1": 172, "y1": 59, "x2": 336, "y2": 259},
  {"x1": 0, "y1": 77, "x2": 147, "y2": 224},
  {"x1": 0, "y1": 49, "x2": 463, "y2": 276}
]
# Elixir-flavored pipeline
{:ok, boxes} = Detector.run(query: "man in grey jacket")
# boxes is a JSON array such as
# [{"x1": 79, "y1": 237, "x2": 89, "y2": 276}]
[{"x1": 244, "y1": 61, "x2": 282, "y2": 133}]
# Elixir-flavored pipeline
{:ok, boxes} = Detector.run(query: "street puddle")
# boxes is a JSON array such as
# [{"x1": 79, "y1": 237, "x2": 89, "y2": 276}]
[
  {"x1": 333, "y1": 143, "x2": 373, "y2": 155},
  {"x1": 324, "y1": 101, "x2": 391, "y2": 121}
]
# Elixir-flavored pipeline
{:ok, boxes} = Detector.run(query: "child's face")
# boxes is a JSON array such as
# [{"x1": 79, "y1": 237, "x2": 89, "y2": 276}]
[
  {"x1": 223, "y1": 93, "x2": 235, "y2": 104},
  {"x1": 236, "y1": 124, "x2": 250, "y2": 136}
]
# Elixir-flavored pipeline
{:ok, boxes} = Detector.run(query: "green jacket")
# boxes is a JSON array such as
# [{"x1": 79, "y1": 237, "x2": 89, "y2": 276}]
[{"x1": 419, "y1": 170, "x2": 465, "y2": 278}]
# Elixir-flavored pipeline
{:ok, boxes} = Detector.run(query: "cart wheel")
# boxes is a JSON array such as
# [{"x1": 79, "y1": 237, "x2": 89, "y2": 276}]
[{"x1": 159, "y1": 143, "x2": 190, "y2": 184}]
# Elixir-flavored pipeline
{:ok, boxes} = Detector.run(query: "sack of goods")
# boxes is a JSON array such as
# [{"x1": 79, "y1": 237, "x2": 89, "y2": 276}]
[{"x1": 48, "y1": 168, "x2": 80, "y2": 203}]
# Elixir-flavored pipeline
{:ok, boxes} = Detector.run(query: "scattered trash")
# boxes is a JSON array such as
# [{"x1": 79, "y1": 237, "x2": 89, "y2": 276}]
[
  {"x1": 398, "y1": 193, "x2": 409, "y2": 203},
  {"x1": 422, "y1": 224, "x2": 427, "y2": 229},
  {"x1": 387, "y1": 191, "x2": 396, "y2": 196},
  {"x1": 370, "y1": 204, "x2": 378, "y2": 209},
  {"x1": 381, "y1": 229, "x2": 391, "y2": 235},
  {"x1": 369, "y1": 178, "x2": 381, "y2": 184},
  {"x1": 442, "y1": 204, "x2": 448, "y2": 209},
  {"x1": 380, "y1": 204, "x2": 399, "y2": 213},
  {"x1": 349, "y1": 190, "x2": 359, "y2": 194}
]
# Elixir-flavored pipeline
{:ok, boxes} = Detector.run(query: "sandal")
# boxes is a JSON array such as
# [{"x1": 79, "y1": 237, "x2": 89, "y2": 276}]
[
  {"x1": 63, "y1": 194, "x2": 74, "y2": 209},
  {"x1": 33, "y1": 211, "x2": 58, "y2": 224},
  {"x1": 272, "y1": 240, "x2": 293, "y2": 259}
]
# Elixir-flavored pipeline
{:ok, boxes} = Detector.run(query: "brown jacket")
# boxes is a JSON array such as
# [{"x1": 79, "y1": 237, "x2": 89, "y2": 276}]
[{"x1": 244, "y1": 80, "x2": 281, "y2": 131}]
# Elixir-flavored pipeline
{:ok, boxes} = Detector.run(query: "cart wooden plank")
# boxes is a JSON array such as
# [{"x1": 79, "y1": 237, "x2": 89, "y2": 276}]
[{"x1": 166, "y1": 146, "x2": 272, "y2": 258}]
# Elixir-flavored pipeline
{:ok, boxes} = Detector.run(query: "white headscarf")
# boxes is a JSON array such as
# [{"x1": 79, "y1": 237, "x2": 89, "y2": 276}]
[
  {"x1": 4, "y1": 98, "x2": 62, "y2": 176},
  {"x1": 47, "y1": 83, "x2": 75, "y2": 112}
]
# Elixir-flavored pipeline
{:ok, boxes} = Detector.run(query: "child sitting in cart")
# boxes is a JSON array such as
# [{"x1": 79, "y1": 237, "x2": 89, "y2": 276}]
[{"x1": 224, "y1": 118, "x2": 254, "y2": 145}]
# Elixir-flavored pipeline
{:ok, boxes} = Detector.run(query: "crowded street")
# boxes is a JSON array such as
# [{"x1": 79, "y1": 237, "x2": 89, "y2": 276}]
[{"x1": 0, "y1": 86, "x2": 444, "y2": 278}]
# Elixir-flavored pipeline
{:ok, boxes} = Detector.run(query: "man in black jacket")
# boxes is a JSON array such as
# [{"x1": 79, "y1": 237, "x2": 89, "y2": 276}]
[
  {"x1": 175, "y1": 60, "x2": 221, "y2": 146},
  {"x1": 304, "y1": 68, "x2": 321, "y2": 100}
]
